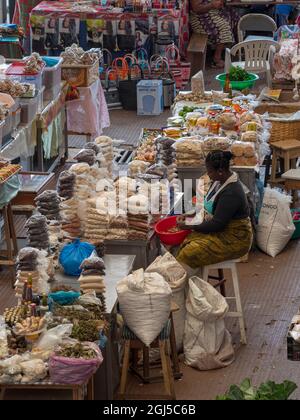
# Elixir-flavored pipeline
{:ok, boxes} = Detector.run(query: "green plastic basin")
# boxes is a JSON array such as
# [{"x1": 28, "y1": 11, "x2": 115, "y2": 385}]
[{"x1": 216, "y1": 73, "x2": 259, "y2": 91}]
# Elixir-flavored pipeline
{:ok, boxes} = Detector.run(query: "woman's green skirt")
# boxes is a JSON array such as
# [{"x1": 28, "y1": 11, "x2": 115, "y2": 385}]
[{"x1": 176, "y1": 218, "x2": 253, "y2": 269}]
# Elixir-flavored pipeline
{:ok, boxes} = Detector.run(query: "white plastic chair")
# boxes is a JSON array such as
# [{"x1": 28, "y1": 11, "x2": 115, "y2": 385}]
[
  {"x1": 225, "y1": 39, "x2": 281, "y2": 87},
  {"x1": 238, "y1": 14, "x2": 277, "y2": 44}
]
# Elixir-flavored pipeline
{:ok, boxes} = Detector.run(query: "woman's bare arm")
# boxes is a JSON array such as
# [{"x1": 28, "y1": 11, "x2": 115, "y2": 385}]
[{"x1": 191, "y1": 0, "x2": 223, "y2": 14}]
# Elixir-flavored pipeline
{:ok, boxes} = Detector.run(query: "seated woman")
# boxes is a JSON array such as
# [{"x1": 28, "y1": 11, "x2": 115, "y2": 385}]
[
  {"x1": 190, "y1": 0, "x2": 239, "y2": 68},
  {"x1": 176, "y1": 150, "x2": 253, "y2": 272}
]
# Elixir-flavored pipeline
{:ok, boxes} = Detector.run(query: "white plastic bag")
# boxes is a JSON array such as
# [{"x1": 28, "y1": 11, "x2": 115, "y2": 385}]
[
  {"x1": 117, "y1": 269, "x2": 172, "y2": 346},
  {"x1": 0, "y1": 316, "x2": 8, "y2": 358},
  {"x1": 184, "y1": 277, "x2": 235, "y2": 370},
  {"x1": 34, "y1": 324, "x2": 73, "y2": 353},
  {"x1": 257, "y1": 188, "x2": 295, "y2": 257}
]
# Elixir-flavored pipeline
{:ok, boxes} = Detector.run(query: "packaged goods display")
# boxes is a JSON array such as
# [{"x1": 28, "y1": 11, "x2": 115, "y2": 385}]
[{"x1": 35, "y1": 190, "x2": 61, "y2": 221}]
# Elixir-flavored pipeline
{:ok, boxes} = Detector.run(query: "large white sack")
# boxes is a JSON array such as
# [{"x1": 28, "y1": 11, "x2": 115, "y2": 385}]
[
  {"x1": 257, "y1": 188, "x2": 295, "y2": 257},
  {"x1": 172, "y1": 285, "x2": 186, "y2": 352},
  {"x1": 184, "y1": 277, "x2": 234, "y2": 370},
  {"x1": 146, "y1": 252, "x2": 187, "y2": 289},
  {"x1": 117, "y1": 269, "x2": 172, "y2": 346},
  {"x1": 146, "y1": 253, "x2": 187, "y2": 351}
]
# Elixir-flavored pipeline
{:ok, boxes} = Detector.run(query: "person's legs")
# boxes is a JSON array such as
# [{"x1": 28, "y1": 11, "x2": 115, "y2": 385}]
[{"x1": 213, "y1": 43, "x2": 225, "y2": 67}]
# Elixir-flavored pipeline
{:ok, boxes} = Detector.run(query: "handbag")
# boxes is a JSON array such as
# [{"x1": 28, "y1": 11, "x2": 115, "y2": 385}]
[
  {"x1": 166, "y1": 44, "x2": 191, "y2": 89},
  {"x1": 112, "y1": 57, "x2": 129, "y2": 81},
  {"x1": 118, "y1": 64, "x2": 144, "y2": 110}
]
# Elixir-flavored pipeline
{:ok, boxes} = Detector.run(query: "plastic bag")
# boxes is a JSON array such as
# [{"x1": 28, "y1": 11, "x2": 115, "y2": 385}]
[
  {"x1": 257, "y1": 188, "x2": 295, "y2": 257},
  {"x1": 49, "y1": 342, "x2": 103, "y2": 384},
  {"x1": 59, "y1": 239, "x2": 95, "y2": 276},
  {"x1": 48, "y1": 291, "x2": 81, "y2": 306},
  {"x1": 34, "y1": 324, "x2": 73, "y2": 354},
  {"x1": 0, "y1": 316, "x2": 9, "y2": 358}
]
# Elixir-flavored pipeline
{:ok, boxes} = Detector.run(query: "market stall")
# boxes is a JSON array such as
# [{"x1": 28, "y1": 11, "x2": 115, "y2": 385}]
[
  {"x1": 29, "y1": 1, "x2": 189, "y2": 58},
  {"x1": 0, "y1": 251, "x2": 135, "y2": 400},
  {"x1": 0, "y1": 163, "x2": 22, "y2": 286}
]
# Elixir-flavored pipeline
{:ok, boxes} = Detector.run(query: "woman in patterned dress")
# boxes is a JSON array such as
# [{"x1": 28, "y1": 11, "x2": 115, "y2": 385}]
[{"x1": 190, "y1": 0, "x2": 239, "y2": 68}]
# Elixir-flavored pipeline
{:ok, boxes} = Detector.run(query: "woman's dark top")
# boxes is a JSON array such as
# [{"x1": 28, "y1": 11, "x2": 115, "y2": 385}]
[{"x1": 194, "y1": 180, "x2": 250, "y2": 234}]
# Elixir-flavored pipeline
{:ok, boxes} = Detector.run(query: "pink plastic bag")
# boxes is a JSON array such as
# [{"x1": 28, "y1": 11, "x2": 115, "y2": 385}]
[{"x1": 49, "y1": 342, "x2": 103, "y2": 385}]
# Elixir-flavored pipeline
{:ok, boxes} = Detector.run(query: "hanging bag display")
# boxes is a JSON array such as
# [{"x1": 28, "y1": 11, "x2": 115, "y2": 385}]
[
  {"x1": 112, "y1": 57, "x2": 129, "y2": 81},
  {"x1": 134, "y1": 48, "x2": 151, "y2": 78},
  {"x1": 166, "y1": 44, "x2": 191, "y2": 89},
  {"x1": 103, "y1": 68, "x2": 120, "y2": 107},
  {"x1": 118, "y1": 63, "x2": 144, "y2": 110}
]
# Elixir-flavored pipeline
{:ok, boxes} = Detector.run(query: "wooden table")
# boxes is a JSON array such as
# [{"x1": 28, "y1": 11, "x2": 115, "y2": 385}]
[
  {"x1": 282, "y1": 169, "x2": 300, "y2": 206},
  {"x1": 11, "y1": 172, "x2": 55, "y2": 212},
  {"x1": 0, "y1": 376, "x2": 95, "y2": 401},
  {"x1": 55, "y1": 254, "x2": 136, "y2": 400}
]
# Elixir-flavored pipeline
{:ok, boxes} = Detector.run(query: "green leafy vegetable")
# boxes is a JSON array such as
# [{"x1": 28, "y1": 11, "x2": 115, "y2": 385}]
[
  {"x1": 229, "y1": 66, "x2": 253, "y2": 82},
  {"x1": 216, "y1": 378, "x2": 297, "y2": 400}
]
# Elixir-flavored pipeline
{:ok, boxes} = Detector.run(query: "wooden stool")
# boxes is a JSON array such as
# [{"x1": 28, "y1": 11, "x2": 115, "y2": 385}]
[
  {"x1": 203, "y1": 259, "x2": 247, "y2": 345},
  {"x1": 130, "y1": 304, "x2": 182, "y2": 383},
  {"x1": 0, "y1": 203, "x2": 18, "y2": 288},
  {"x1": 119, "y1": 319, "x2": 177, "y2": 400},
  {"x1": 270, "y1": 140, "x2": 300, "y2": 185},
  {"x1": 282, "y1": 169, "x2": 300, "y2": 206},
  {"x1": 187, "y1": 33, "x2": 208, "y2": 76}
]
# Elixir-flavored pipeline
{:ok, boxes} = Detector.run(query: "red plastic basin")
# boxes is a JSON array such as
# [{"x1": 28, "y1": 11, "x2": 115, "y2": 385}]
[{"x1": 155, "y1": 216, "x2": 191, "y2": 246}]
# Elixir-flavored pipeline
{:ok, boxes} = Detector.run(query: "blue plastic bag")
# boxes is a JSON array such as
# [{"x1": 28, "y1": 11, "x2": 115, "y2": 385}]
[
  {"x1": 48, "y1": 291, "x2": 81, "y2": 306},
  {"x1": 59, "y1": 239, "x2": 95, "y2": 276}
]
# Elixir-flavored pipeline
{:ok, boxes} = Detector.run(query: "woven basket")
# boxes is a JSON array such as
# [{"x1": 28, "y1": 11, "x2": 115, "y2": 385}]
[{"x1": 255, "y1": 104, "x2": 300, "y2": 144}]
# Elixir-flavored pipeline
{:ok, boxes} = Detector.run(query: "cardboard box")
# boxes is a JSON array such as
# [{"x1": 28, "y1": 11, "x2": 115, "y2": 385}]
[{"x1": 137, "y1": 80, "x2": 163, "y2": 116}]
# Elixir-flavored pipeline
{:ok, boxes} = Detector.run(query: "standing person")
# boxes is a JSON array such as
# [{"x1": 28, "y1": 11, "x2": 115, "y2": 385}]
[
  {"x1": 190, "y1": 0, "x2": 239, "y2": 68},
  {"x1": 176, "y1": 151, "x2": 253, "y2": 272}
]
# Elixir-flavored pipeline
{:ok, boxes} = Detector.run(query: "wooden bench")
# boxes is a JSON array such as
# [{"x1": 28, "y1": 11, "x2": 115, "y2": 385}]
[{"x1": 187, "y1": 33, "x2": 208, "y2": 77}]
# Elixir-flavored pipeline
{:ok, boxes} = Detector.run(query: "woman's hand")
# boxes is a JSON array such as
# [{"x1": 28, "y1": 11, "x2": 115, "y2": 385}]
[
  {"x1": 177, "y1": 216, "x2": 190, "y2": 231},
  {"x1": 211, "y1": 0, "x2": 223, "y2": 9}
]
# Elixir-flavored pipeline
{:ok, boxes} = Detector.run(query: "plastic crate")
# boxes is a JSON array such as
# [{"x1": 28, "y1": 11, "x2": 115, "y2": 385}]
[
  {"x1": 291, "y1": 209, "x2": 300, "y2": 240},
  {"x1": 12, "y1": 107, "x2": 21, "y2": 129},
  {"x1": 19, "y1": 92, "x2": 40, "y2": 124},
  {"x1": 0, "y1": 120, "x2": 4, "y2": 145},
  {"x1": 3, "y1": 113, "x2": 12, "y2": 137},
  {"x1": 5, "y1": 61, "x2": 45, "y2": 91},
  {"x1": 61, "y1": 60, "x2": 99, "y2": 87},
  {"x1": 42, "y1": 56, "x2": 62, "y2": 90},
  {"x1": 44, "y1": 83, "x2": 61, "y2": 102}
]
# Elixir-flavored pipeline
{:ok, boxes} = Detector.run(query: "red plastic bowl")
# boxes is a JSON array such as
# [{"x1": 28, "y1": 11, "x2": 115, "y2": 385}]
[{"x1": 155, "y1": 216, "x2": 191, "y2": 246}]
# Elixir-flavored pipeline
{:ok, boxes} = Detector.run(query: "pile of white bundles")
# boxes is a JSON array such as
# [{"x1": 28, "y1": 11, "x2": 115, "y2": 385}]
[
  {"x1": 95, "y1": 136, "x2": 114, "y2": 176},
  {"x1": 82, "y1": 193, "x2": 113, "y2": 244}
]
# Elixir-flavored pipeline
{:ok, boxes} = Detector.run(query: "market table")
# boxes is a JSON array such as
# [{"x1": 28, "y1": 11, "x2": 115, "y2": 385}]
[
  {"x1": 0, "y1": 375, "x2": 95, "y2": 401},
  {"x1": 55, "y1": 254, "x2": 136, "y2": 400}
]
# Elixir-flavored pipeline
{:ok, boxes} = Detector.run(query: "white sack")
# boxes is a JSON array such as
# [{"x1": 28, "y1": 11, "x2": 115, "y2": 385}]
[
  {"x1": 117, "y1": 269, "x2": 172, "y2": 346},
  {"x1": 184, "y1": 277, "x2": 234, "y2": 370},
  {"x1": 146, "y1": 253, "x2": 187, "y2": 351},
  {"x1": 256, "y1": 188, "x2": 295, "y2": 257}
]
